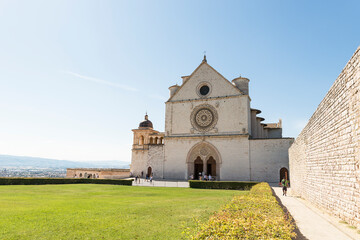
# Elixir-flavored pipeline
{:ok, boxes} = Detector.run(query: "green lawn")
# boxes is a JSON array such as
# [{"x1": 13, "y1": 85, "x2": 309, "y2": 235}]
[{"x1": 0, "y1": 184, "x2": 245, "y2": 240}]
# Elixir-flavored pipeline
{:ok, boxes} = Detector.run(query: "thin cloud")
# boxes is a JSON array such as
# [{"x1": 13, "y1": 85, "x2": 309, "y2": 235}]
[
  {"x1": 148, "y1": 94, "x2": 167, "y2": 101},
  {"x1": 66, "y1": 71, "x2": 138, "y2": 92}
]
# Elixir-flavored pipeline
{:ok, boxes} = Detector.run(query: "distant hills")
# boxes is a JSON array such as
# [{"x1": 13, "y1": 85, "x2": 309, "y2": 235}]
[{"x1": 0, "y1": 154, "x2": 130, "y2": 169}]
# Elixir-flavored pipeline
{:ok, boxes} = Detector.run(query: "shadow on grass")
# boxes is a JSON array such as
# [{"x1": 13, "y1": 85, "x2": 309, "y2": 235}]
[{"x1": 271, "y1": 188, "x2": 308, "y2": 240}]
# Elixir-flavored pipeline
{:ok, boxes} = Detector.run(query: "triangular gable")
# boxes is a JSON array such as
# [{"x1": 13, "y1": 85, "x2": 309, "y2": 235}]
[{"x1": 167, "y1": 61, "x2": 243, "y2": 102}]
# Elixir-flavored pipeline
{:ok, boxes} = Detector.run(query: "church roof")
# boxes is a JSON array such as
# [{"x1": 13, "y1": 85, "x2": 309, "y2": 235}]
[
  {"x1": 250, "y1": 108, "x2": 262, "y2": 114},
  {"x1": 139, "y1": 114, "x2": 153, "y2": 129},
  {"x1": 167, "y1": 55, "x2": 243, "y2": 102}
]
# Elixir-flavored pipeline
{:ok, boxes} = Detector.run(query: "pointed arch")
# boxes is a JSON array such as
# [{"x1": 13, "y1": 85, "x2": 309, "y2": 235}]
[
  {"x1": 280, "y1": 167, "x2": 289, "y2": 182},
  {"x1": 186, "y1": 141, "x2": 221, "y2": 180},
  {"x1": 207, "y1": 156, "x2": 216, "y2": 177},
  {"x1": 194, "y1": 157, "x2": 203, "y2": 180},
  {"x1": 186, "y1": 141, "x2": 222, "y2": 164}
]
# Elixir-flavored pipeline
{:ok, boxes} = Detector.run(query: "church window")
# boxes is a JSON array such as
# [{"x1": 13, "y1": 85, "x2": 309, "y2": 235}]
[
  {"x1": 190, "y1": 104, "x2": 218, "y2": 132},
  {"x1": 197, "y1": 82, "x2": 212, "y2": 98},
  {"x1": 200, "y1": 85, "x2": 210, "y2": 96},
  {"x1": 139, "y1": 136, "x2": 144, "y2": 145}
]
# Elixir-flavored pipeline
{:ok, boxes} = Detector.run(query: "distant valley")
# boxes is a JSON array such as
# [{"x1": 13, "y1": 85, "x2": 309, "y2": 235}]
[{"x1": 0, "y1": 154, "x2": 130, "y2": 169}]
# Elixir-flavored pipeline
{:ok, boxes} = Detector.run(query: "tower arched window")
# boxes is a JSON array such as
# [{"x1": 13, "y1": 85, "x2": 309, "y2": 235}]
[{"x1": 139, "y1": 136, "x2": 144, "y2": 145}]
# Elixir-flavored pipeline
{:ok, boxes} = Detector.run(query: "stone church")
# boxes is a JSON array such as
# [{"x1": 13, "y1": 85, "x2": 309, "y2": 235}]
[{"x1": 131, "y1": 56, "x2": 293, "y2": 182}]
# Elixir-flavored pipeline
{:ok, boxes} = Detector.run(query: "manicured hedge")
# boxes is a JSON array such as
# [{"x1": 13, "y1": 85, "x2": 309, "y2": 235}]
[
  {"x1": 0, "y1": 178, "x2": 133, "y2": 186},
  {"x1": 189, "y1": 180, "x2": 259, "y2": 190},
  {"x1": 186, "y1": 182, "x2": 296, "y2": 239}
]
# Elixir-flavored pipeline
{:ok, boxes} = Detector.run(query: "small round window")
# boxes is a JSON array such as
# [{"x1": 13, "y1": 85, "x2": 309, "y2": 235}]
[
  {"x1": 199, "y1": 85, "x2": 210, "y2": 96},
  {"x1": 196, "y1": 82, "x2": 212, "y2": 98}
]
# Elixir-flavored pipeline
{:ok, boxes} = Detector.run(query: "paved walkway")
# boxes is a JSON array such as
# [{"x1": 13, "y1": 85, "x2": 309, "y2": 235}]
[
  {"x1": 130, "y1": 179, "x2": 358, "y2": 239},
  {"x1": 272, "y1": 187, "x2": 358, "y2": 240},
  {"x1": 132, "y1": 179, "x2": 189, "y2": 188}
]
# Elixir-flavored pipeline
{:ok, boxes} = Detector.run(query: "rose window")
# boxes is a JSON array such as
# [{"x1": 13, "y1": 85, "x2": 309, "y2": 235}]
[
  {"x1": 190, "y1": 104, "x2": 218, "y2": 132},
  {"x1": 195, "y1": 109, "x2": 213, "y2": 128}
]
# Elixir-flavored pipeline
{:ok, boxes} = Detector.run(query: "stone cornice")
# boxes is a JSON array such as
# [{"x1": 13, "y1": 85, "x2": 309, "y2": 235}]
[
  {"x1": 166, "y1": 94, "x2": 250, "y2": 104},
  {"x1": 165, "y1": 133, "x2": 250, "y2": 139}
]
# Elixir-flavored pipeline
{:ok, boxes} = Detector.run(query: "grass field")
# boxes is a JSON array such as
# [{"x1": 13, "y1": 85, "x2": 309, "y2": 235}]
[{"x1": 0, "y1": 184, "x2": 244, "y2": 240}]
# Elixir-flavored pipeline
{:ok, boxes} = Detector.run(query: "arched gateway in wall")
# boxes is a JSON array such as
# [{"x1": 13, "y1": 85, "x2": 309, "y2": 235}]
[{"x1": 186, "y1": 142, "x2": 221, "y2": 180}]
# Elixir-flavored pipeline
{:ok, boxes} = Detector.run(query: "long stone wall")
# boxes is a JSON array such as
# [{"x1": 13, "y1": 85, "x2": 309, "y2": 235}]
[
  {"x1": 250, "y1": 138, "x2": 293, "y2": 183},
  {"x1": 289, "y1": 46, "x2": 360, "y2": 228}
]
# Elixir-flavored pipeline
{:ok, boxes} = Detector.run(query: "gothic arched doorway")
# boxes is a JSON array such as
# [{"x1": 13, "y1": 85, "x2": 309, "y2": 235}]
[
  {"x1": 194, "y1": 157, "x2": 203, "y2": 180},
  {"x1": 207, "y1": 157, "x2": 216, "y2": 177},
  {"x1": 280, "y1": 167, "x2": 289, "y2": 182},
  {"x1": 186, "y1": 141, "x2": 222, "y2": 180},
  {"x1": 147, "y1": 167, "x2": 152, "y2": 177}
]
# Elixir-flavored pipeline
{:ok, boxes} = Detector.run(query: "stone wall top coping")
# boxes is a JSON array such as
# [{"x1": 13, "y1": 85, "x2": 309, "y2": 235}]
[
  {"x1": 67, "y1": 168, "x2": 130, "y2": 172},
  {"x1": 295, "y1": 46, "x2": 360, "y2": 141},
  {"x1": 249, "y1": 137, "x2": 294, "y2": 140}
]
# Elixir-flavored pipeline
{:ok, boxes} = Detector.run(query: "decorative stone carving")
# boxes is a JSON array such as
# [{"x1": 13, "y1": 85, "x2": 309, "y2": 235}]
[
  {"x1": 196, "y1": 109, "x2": 213, "y2": 127},
  {"x1": 190, "y1": 104, "x2": 218, "y2": 132},
  {"x1": 199, "y1": 147, "x2": 209, "y2": 157}
]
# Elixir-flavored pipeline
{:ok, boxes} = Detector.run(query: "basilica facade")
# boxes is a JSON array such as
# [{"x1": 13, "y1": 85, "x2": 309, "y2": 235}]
[{"x1": 131, "y1": 57, "x2": 293, "y2": 182}]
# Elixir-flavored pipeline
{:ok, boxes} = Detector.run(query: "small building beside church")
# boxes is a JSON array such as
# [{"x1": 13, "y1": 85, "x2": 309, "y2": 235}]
[
  {"x1": 131, "y1": 56, "x2": 293, "y2": 182},
  {"x1": 66, "y1": 168, "x2": 130, "y2": 179}
]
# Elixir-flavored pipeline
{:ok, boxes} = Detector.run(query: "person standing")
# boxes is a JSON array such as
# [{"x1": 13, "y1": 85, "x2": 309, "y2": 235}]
[{"x1": 281, "y1": 178, "x2": 289, "y2": 196}]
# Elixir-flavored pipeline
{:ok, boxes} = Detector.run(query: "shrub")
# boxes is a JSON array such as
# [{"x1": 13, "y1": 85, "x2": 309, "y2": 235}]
[
  {"x1": 186, "y1": 182, "x2": 296, "y2": 239},
  {"x1": 0, "y1": 178, "x2": 133, "y2": 186},
  {"x1": 189, "y1": 180, "x2": 259, "y2": 190}
]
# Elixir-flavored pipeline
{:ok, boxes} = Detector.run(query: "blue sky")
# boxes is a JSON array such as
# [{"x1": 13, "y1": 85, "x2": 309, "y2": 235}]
[{"x1": 0, "y1": 0, "x2": 359, "y2": 162}]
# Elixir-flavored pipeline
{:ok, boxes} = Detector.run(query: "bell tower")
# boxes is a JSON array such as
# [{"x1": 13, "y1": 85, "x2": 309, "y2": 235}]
[{"x1": 130, "y1": 114, "x2": 164, "y2": 177}]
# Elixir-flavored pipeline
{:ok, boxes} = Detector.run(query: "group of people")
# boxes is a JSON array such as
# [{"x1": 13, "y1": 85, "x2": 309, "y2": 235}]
[
  {"x1": 134, "y1": 171, "x2": 153, "y2": 184},
  {"x1": 190, "y1": 173, "x2": 214, "y2": 181},
  {"x1": 73, "y1": 173, "x2": 99, "y2": 179}
]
